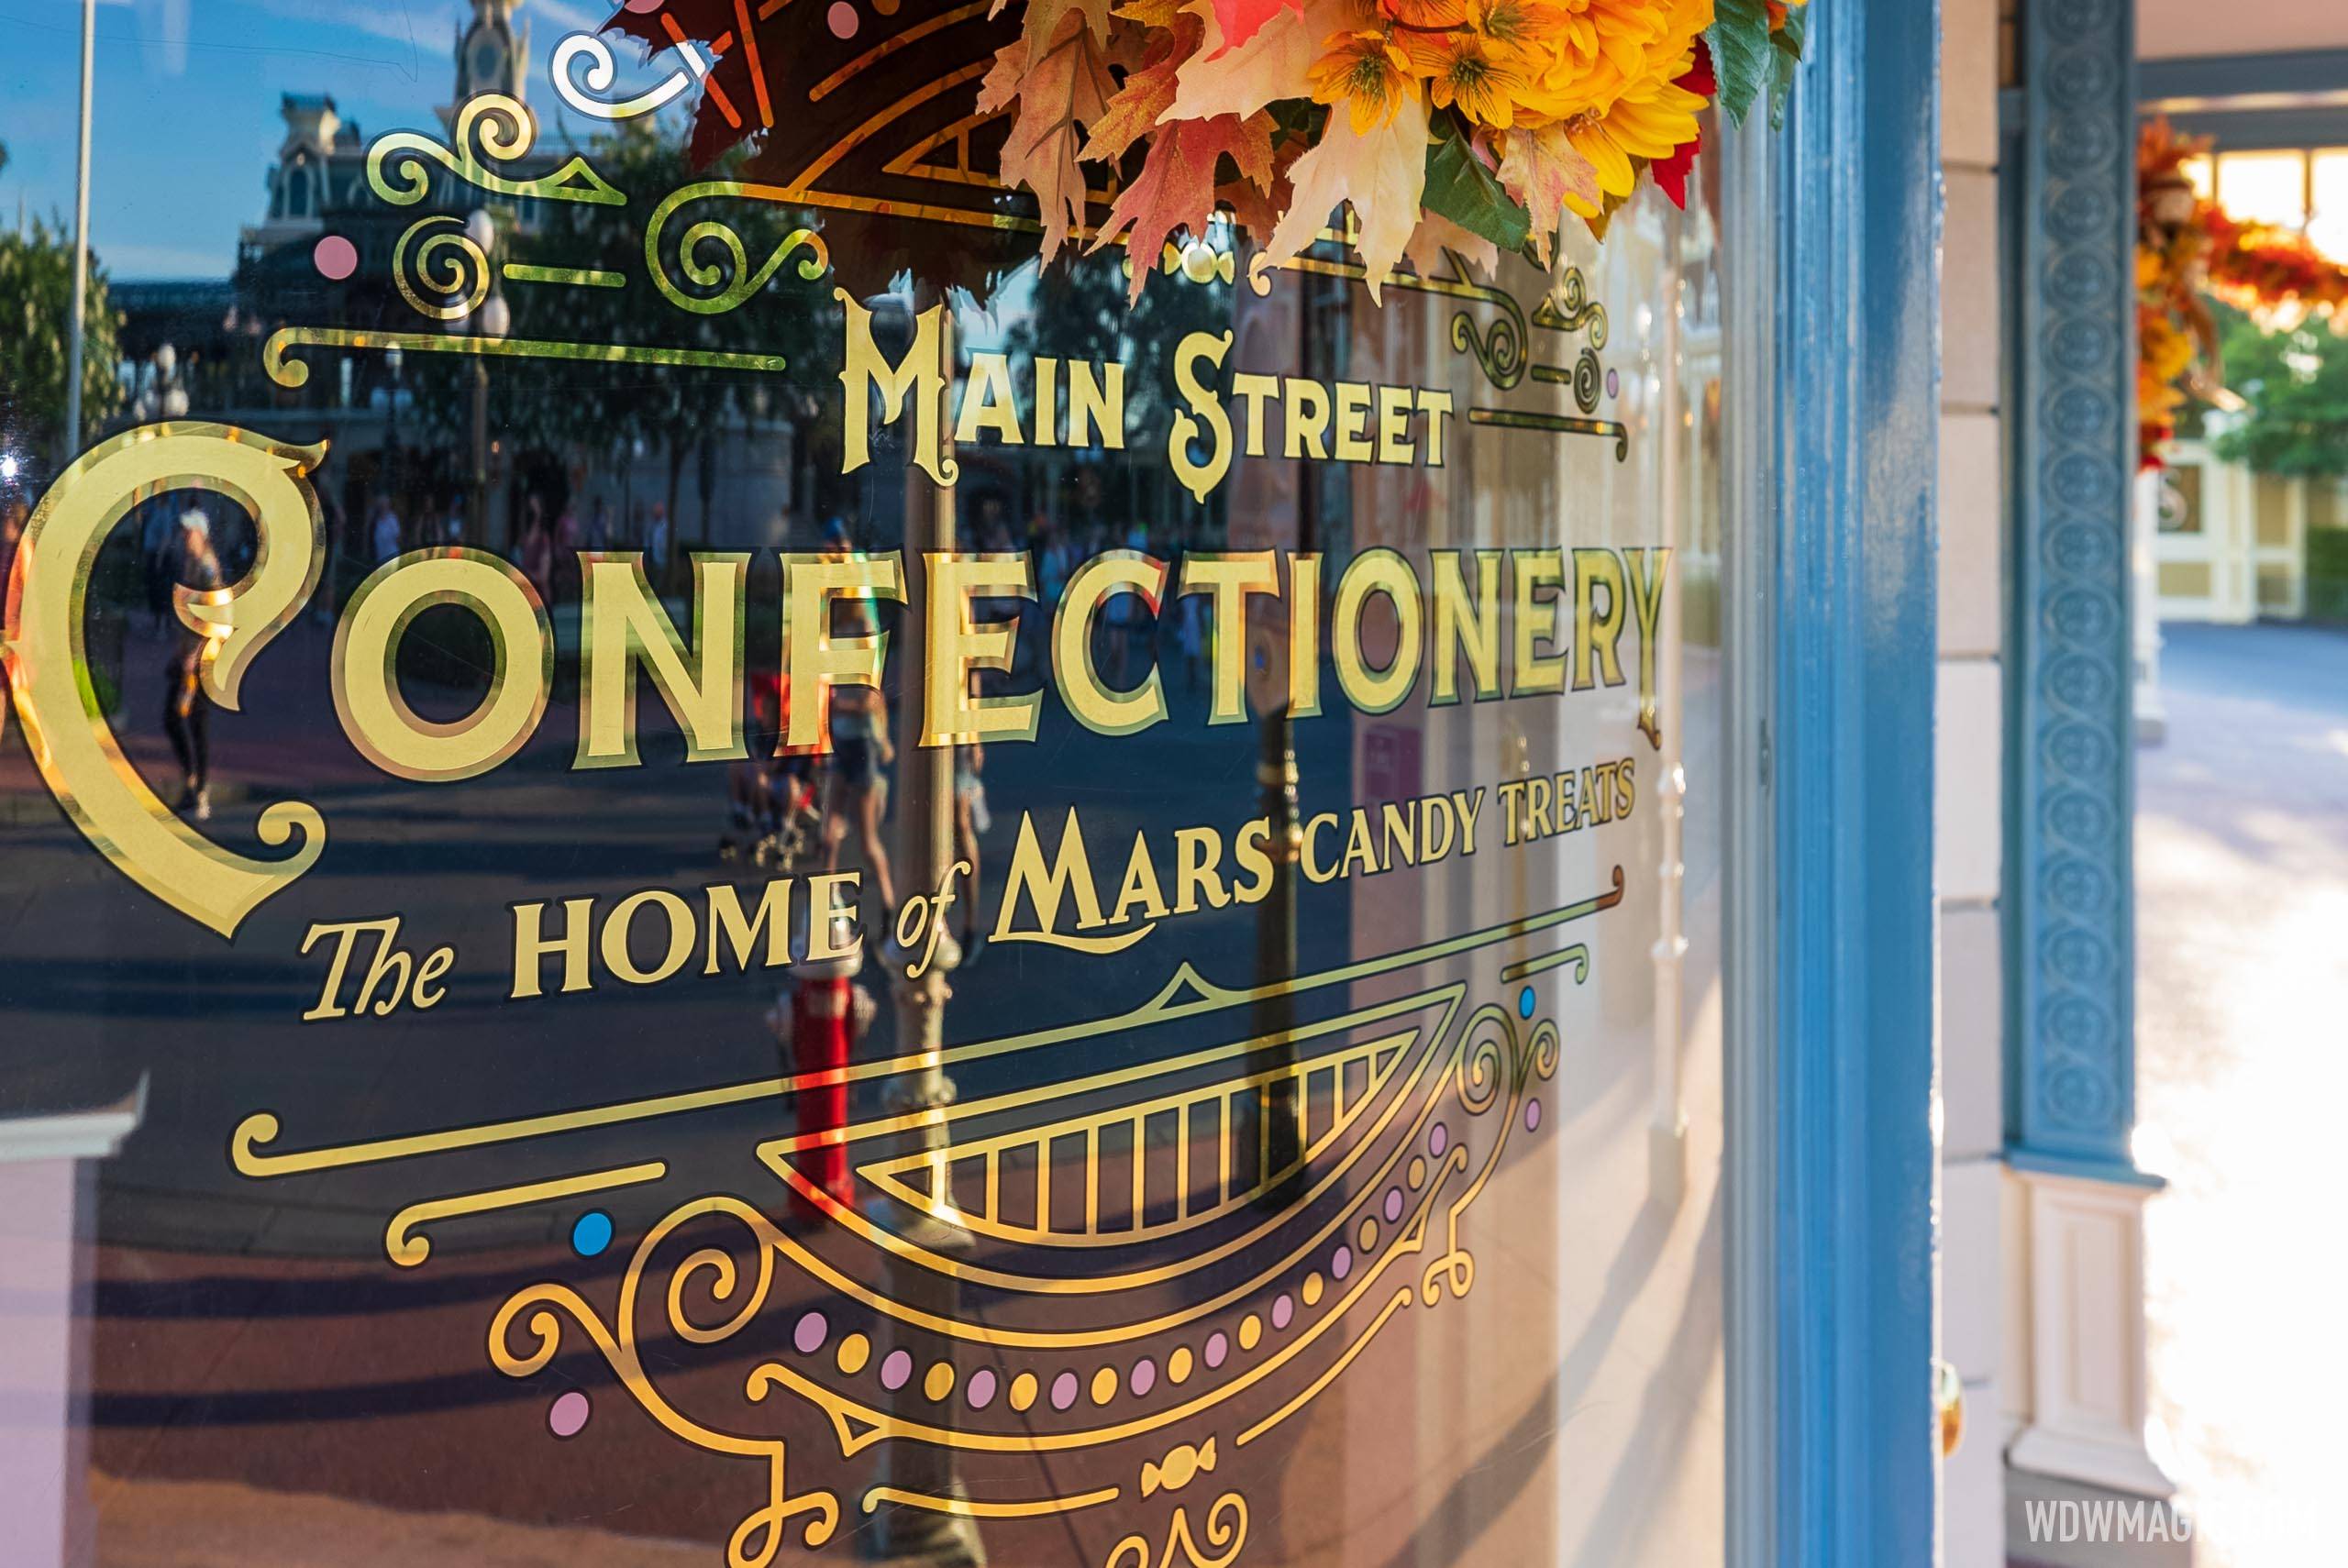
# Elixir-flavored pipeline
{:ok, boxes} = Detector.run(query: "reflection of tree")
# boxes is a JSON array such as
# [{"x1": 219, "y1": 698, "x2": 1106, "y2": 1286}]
[
  {"x1": 0, "y1": 213, "x2": 126, "y2": 458},
  {"x1": 998, "y1": 242, "x2": 1235, "y2": 537},
  {"x1": 1005, "y1": 244, "x2": 1232, "y2": 435},
  {"x1": 405, "y1": 125, "x2": 841, "y2": 530},
  {"x1": 2210, "y1": 305, "x2": 2348, "y2": 480}
]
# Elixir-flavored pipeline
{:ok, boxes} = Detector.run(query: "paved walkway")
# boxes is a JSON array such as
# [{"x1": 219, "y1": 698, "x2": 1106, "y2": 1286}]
[{"x1": 2138, "y1": 622, "x2": 2348, "y2": 1568}]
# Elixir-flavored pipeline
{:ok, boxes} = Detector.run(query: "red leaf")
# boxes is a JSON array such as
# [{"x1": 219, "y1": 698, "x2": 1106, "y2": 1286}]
[
  {"x1": 1090, "y1": 113, "x2": 1273, "y2": 301},
  {"x1": 1210, "y1": 0, "x2": 1304, "y2": 55}
]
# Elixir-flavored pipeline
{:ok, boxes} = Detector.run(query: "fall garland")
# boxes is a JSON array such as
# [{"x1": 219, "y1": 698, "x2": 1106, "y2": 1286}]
[
  {"x1": 985, "y1": 0, "x2": 1813, "y2": 299},
  {"x1": 2139, "y1": 118, "x2": 2348, "y2": 469}
]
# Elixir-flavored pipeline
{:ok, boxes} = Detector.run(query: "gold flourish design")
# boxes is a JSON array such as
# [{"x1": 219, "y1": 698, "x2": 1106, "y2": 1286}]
[
  {"x1": 644, "y1": 182, "x2": 832, "y2": 315},
  {"x1": 384, "y1": 1161, "x2": 665, "y2": 1266},
  {"x1": 489, "y1": 1199, "x2": 838, "y2": 1567},
  {"x1": 262, "y1": 327, "x2": 791, "y2": 391},
  {"x1": 1534, "y1": 267, "x2": 1611, "y2": 348},
  {"x1": 366, "y1": 94, "x2": 623, "y2": 209},
  {"x1": 393, "y1": 216, "x2": 492, "y2": 322},
  {"x1": 1106, "y1": 1493, "x2": 1249, "y2": 1568}
]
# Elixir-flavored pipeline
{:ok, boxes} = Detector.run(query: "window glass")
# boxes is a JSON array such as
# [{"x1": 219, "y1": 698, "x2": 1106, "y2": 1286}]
[
  {"x1": 2215, "y1": 149, "x2": 2309, "y2": 230},
  {"x1": 2308, "y1": 149, "x2": 2348, "y2": 259},
  {"x1": 0, "y1": 14, "x2": 1756, "y2": 1566}
]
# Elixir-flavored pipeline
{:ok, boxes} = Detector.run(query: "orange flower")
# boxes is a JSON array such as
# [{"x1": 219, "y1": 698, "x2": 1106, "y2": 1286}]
[
  {"x1": 1562, "y1": 52, "x2": 1709, "y2": 203},
  {"x1": 1310, "y1": 27, "x2": 1418, "y2": 132},
  {"x1": 1407, "y1": 28, "x2": 1534, "y2": 127},
  {"x1": 1379, "y1": 0, "x2": 1468, "y2": 28},
  {"x1": 1464, "y1": 0, "x2": 1575, "y2": 56},
  {"x1": 1520, "y1": 0, "x2": 1708, "y2": 121}
]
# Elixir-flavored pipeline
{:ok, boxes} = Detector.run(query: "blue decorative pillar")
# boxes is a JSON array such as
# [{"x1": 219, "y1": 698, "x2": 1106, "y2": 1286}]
[
  {"x1": 2010, "y1": 0, "x2": 2149, "y2": 1185},
  {"x1": 2007, "y1": 0, "x2": 2174, "y2": 1507}
]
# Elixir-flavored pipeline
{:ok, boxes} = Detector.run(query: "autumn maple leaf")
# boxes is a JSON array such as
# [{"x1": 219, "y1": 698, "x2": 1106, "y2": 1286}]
[
  {"x1": 1268, "y1": 84, "x2": 1428, "y2": 297},
  {"x1": 1405, "y1": 213, "x2": 1500, "y2": 281},
  {"x1": 1497, "y1": 121, "x2": 1601, "y2": 265},
  {"x1": 1165, "y1": 0, "x2": 1350, "y2": 124},
  {"x1": 1082, "y1": 9, "x2": 1205, "y2": 163},
  {"x1": 1208, "y1": 0, "x2": 1304, "y2": 55},
  {"x1": 980, "y1": 9, "x2": 1120, "y2": 260},
  {"x1": 1091, "y1": 113, "x2": 1273, "y2": 301},
  {"x1": 1001, "y1": 0, "x2": 1117, "y2": 47}
]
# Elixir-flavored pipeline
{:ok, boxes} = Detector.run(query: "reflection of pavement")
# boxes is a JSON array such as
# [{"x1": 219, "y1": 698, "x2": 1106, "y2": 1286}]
[{"x1": 2137, "y1": 623, "x2": 2348, "y2": 1568}]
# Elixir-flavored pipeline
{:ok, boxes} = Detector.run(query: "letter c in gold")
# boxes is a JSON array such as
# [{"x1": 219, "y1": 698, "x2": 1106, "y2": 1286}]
[{"x1": 0, "y1": 424, "x2": 327, "y2": 937}]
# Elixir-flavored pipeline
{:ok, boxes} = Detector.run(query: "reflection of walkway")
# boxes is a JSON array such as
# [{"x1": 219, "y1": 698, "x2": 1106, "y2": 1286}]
[{"x1": 2138, "y1": 623, "x2": 2348, "y2": 1568}]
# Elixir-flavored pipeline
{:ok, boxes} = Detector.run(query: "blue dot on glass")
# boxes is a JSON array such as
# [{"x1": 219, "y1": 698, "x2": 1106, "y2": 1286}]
[
  {"x1": 1517, "y1": 987, "x2": 1535, "y2": 1020},
  {"x1": 571, "y1": 1210, "x2": 614, "y2": 1257}
]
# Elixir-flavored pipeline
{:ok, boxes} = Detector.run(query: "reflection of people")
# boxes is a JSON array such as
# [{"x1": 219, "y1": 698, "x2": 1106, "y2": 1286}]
[
  {"x1": 825, "y1": 602, "x2": 897, "y2": 920},
  {"x1": 141, "y1": 501, "x2": 174, "y2": 635},
  {"x1": 516, "y1": 498, "x2": 553, "y2": 604},
  {"x1": 369, "y1": 494, "x2": 403, "y2": 565},
  {"x1": 164, "y1": 510, "x2": 222, "y2": 823},
  {"x1": 953, "y1": 740, "x2": 988, "y2": 960},
  {"x1": 645, "y1": 502, "x2": 670, "y2": 589}
]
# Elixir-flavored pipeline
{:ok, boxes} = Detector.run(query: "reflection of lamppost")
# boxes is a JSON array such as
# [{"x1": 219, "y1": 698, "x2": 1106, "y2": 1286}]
[
  {"x1": 447, "y1": 208, "x2": 510, "y2": 547},
  {"x1": 866, "y1": 288, "x2": 982, "y2": 1568}
]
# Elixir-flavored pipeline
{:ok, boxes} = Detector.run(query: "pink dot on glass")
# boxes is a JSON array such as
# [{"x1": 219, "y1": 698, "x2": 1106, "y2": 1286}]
[
  {"x1": 1050, "y1": 1371, "x2": 1080, "y2": 1410},
  {"x1": 792, "y1": 1311, "x2": 827, "y2": 1354},
  {"x1": 1525, "y1": 1099, "x2": 1544, "y2": 1132},
  {"x1": 1383, "y1": 1187, "x2": 1403, "y2": 1223},
  {"x1": 880, "y1": 1350, "x2": 913, "y2": 1390},
  {"x1": 1130, "y1": 1359, "x2": 1157, "y2": 1397},
  {"x1": 968, "y1": 1368, "x2": 998, "y2": 1408},
  {"x1": 1204, "y1": 1332, "x2": 1229, "y2": 1369},
  {"x1": 1429, "y1": 1122, "x2": 1448, "y2": 1157},
  {"x1": 548, "y1": 1390, "x2": 590, "y2": 1438},
  {"x1": 313, "y1": 234, "x2": 358, "y2": 281},
  {"x1": 826, "y1": 1, "x2": 858, "y2": 36},
  {"x1": 1332, "y1": 1245, "x2": 1352, "y2": 1280},
  {"x1": 1271, "y1": 1295, "x2": 1293, "y2": 1331}
]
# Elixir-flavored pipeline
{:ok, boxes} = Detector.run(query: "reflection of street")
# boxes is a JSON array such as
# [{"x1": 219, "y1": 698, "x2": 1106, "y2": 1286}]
[
  {"x1": 3, "y1": 611, "x2": 1376, "y2": 1556},
  {"x1": 2138, "y1": 623, "x2": 2348, "y2": 1568}
]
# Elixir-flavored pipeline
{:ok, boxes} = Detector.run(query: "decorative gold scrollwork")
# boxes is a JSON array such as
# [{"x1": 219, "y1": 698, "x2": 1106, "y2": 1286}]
[
  {"x1": 1105, "y1": 1492, "x2": 1249, "y2": 1568},
  {"x1": 1535, "y1": 267, "x2": 1611, "y2": 348},
  {"x1": 489, "y1": 1198, "x2": 838, "y2": 1568},
  {"x1": 366, "y1": 94, "x2": 624, "y2": 211},
  {"x1": 1572, "y1": 348, "x2": 1604, "y2": 414},
  {"x1": 392, "y1": 215, "x2": 492, "y2": 321},
  {"x1": 645, "y1": 182, "x2": 833, "y2": 315},
  {"x1": 1450, "y1": 302, "x2": 1530, "y2": 392}
]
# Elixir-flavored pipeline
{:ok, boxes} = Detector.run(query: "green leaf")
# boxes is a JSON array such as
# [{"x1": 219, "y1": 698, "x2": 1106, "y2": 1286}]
[
  {"x1": 1422, "y1": 129, "x2": 1533, "y2": 253},
  {"x1": 1706, "y1": 0, "x2": 1776, "y2": 128}
]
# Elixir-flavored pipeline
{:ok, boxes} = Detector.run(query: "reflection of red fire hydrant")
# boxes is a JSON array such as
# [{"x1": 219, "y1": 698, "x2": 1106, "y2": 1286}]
[{"x1": 767, "y1": 914, "x2": 874, "y2": 1223}]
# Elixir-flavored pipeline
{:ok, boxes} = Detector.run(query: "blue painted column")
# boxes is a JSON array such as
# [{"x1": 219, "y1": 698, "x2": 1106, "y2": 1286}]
[
  {"x1": 1752, "y1": 1, "x2": 1942, "y2": 1563},
  {"x1": 2010, "y1": 0, "x2": 2155, "y2": 1185}
]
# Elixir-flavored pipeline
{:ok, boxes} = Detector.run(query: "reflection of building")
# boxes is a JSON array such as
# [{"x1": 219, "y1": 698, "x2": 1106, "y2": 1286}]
[
  {"x1": 105, "y1": 0, "x2": 803, "y2": 565},
  {"x1": 2137, "y1": 133, "x2": 2348, "y2": 625},
  {"x1": 2150, "y1": 428, "x2": 2347, "y2": 621}
]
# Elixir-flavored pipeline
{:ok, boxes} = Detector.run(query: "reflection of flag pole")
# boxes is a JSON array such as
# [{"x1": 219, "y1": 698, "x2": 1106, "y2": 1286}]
[{"x1": 66, "y1": 0, "x2": 95, "y2": 454}]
